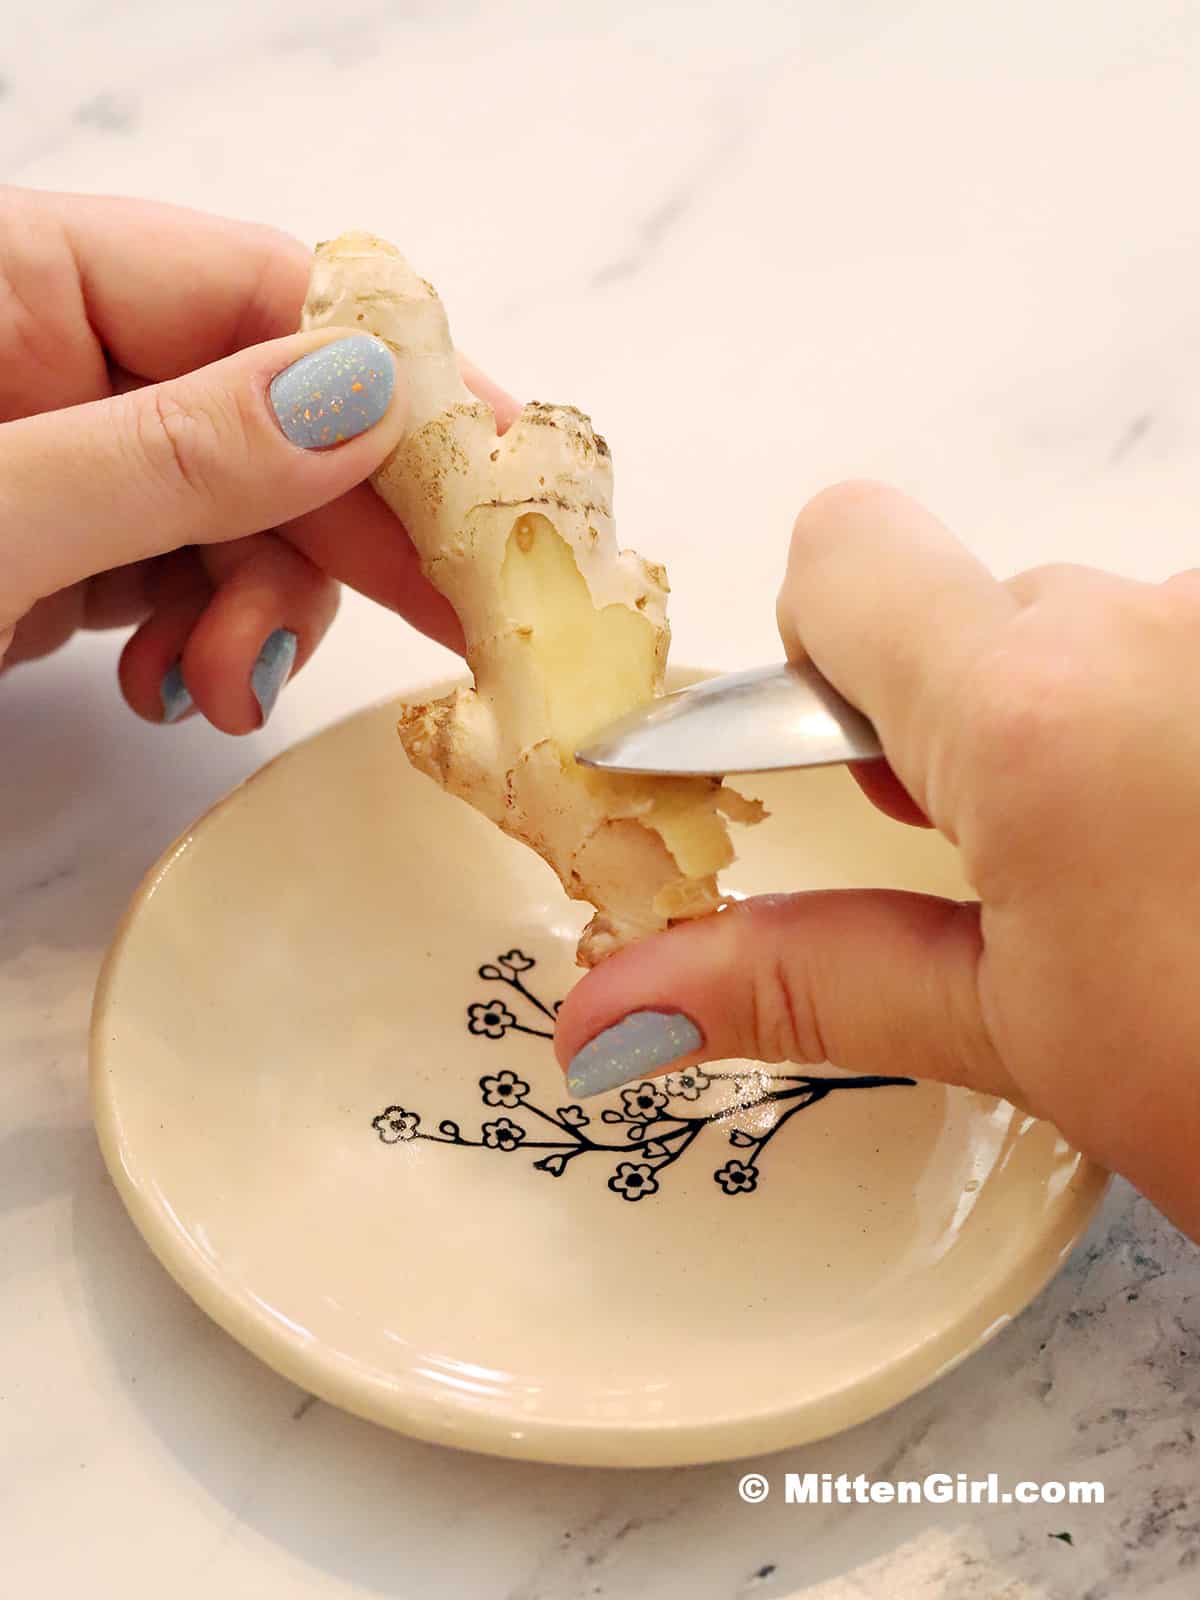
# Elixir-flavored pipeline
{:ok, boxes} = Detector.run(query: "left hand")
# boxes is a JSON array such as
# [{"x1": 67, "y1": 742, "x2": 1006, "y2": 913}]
[{"x1": 0, "y1": 187, "x2": 517, "y2": 731}]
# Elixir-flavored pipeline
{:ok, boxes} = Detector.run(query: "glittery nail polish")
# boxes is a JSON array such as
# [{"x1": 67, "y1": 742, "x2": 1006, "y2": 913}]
[
  {"x1": 159, "y1": 662, "x2": 192, "y2": 724},
  {"x1": 251, "y1": 628, "x2": 297, "y2": 725},
  {"x1": 566, "y1": 1011, "x2": 704, "y2": 1099},
  {"x1": 269, "y1": 334, "x2": 394, "y2": 449}
]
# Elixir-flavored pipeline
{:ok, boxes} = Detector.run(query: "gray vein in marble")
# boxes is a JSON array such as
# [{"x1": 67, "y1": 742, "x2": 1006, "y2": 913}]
[
  {"x1": 0, "y1": 1122, "x2": 95, "y2": 1217},
  {"x1": 783, "y1": 1527, "x2": 1053, "y2": 1599},
  {"x1": 4, "y1": 858, "x2": 79, "y2": 903},
  {"x1": 592, "y1": 181, "x2": 706, "y2": 289},
  {"x1": 873, "y1": 1188, "x2": 1200, "y2": 1599},
  {"x1": 0, "y1": 129, "x2": 72, "y2": 184},
  {"x1": 738, "y1": 1562, "x2": 778, "y2": 1594},
  {"x1": 588, "y1": 74, "x2": 764, "y2": 291},
  {"x1": 1108, "y1": 413, "x2": 1155, "y2": 465},
  {"x1": 266, "y1": 0, "x2": 464, "y2": 65},
  {"x1": 864, "y1": 1408, "x2": 939, "y2": 1488},
  {"x1": 2, "y1": 2, "x2": 359, "y2": 177},
  {"x1": 74, "y1": 93, "x2": 138, "y2": 132},
  {"x1": 502, "y1": 1480, "x2": 706, "y2": 1600}
]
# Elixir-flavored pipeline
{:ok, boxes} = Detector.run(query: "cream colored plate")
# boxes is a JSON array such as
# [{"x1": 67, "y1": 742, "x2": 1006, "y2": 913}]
[{"x1": 90, "y1": 682, "x2": 1107, "y2": 1467}]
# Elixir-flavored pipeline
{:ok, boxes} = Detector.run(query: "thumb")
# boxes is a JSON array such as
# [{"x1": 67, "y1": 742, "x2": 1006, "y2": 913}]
[
  {"x1": 555, "y1": 891, "x2": 1019, "y2": 1104},
  {"x1": 0, "y1": 330, "x2": 402, "y2": 619}
]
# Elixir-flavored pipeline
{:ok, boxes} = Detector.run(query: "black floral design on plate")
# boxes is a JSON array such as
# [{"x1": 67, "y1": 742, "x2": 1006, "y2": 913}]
[
  {"x1": 481, "y1": 1116, "x2": 526, "y2": 1150},
  {"x1": 372, "y1": 1106, "x2": 420, "y2": 1144},
  {"x1": 664, "y1": 1068, "x2": 711, "y2": 1102},
  {"x1": 467, "y1": 1001, "x2": 517, "y2": 1039},
  {"x1": 468, "y1": 954, "x2": 556, "y2": 1039},
  {"x1": 480, "y1": 1069, "x2": 530, "y2": 1108},
  {"x1": 372, "y1": 949, "x2": 916, "y2": 1203},
  {"x1": 608, "y1": 1161, "x2": 660, "y2": 1202},
  {"x1": 619, "y1": 1081, "x2": 669, "y2": 1121},
  {"x1": 714, "y1": 1158, "x2": 758, "y2": 1195}
]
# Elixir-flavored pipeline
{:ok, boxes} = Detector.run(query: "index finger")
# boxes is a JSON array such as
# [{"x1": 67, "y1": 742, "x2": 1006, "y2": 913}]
[
  {"x1": 776, "y1": 481, "x2": 1016, "y2": 802},
  {"x1": 52, "y1": 190, "x2": 311, "y2": 378}
]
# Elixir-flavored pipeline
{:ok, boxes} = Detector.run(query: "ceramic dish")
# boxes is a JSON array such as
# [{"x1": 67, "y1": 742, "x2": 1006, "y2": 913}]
[{"x1": 90, "y1": 680, "x2": 1107, "y2": 1467}]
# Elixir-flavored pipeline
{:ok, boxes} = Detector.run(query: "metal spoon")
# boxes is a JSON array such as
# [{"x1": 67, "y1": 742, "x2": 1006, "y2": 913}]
[{"x1": 574, "y1": 661, "x2": 883, "y2": 777}]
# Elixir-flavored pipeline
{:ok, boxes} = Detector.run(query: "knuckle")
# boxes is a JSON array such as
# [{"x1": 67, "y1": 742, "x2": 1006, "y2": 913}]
[
  {"x1": 1006, "y1": 561, "x2": 1080, "y2": 600},
  {"x1": 1159, "y1": 568, "x2": 1200, "y2": 618},
  {"x1": 789, "y1": 479, "x2": 893, "y2": 558},
  {"x1": 250, "y1": 220, "x2": 305, "y2": 257},
  {"x1": 961, "y1": 647, "x2": 1086, "y2": 775},
  {"x1": 0, "y1": 192, "x2": 72, "y2": 385},
  {"x1": 802, "y1": 477, "x2": 895, "y2": 521},
  {"x1": 780, "y1": 480, "x2": 898, "y2": 647},
  {"x1": 740, "y1": 949, "x2": 825, "y2": 1066},
  {"x1": 132, "y1": 384, "x2": 242, "y2": 515},
  {"x1": 948, "y1": 637, "x2": 1103, "y2": 865}
]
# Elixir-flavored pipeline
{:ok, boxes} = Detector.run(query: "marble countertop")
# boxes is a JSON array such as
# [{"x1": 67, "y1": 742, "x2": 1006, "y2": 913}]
[{"x1": 3, "y1": 2, "x2": 1200, "y2": 1594}]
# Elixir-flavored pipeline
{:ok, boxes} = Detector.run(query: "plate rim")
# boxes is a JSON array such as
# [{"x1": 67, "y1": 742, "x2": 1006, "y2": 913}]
[{"x1": 89, "y1": 684, "x2": 1111, "y2": 1468}]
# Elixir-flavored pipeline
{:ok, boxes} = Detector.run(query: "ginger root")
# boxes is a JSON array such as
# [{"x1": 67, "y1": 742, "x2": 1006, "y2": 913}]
[{"x1": 301, "y1": 234, "x2": 763, "y2": 965}]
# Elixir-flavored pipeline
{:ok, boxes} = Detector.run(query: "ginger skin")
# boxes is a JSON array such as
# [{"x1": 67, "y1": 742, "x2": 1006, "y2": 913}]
[{"x1": 301, "y1": 234, "x2": 761, "y2": 965}]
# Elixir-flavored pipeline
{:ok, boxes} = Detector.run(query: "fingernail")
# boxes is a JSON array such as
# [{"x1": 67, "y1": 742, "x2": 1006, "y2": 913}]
[
  {"x1": 159, "y1": 662, "x2": 192, "y2": 724},
  {"x1": 251, "y1": 628, "x2": 297, "y2": 724},
  {"x1": 567, "y1": 1011, "x2": 703, "y2": 1099},
  {"x1": 269, "y1": 334, "x2": 394, "y2": 449}
]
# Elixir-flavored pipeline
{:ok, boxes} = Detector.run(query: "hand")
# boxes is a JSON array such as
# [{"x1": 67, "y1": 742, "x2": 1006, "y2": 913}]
[
  {"x1": 556, "y1": 481, "x2": 1200, "y2": 1241},
  {"x1": 0, "y1": 187, "x2": 516, "y2": 730}
]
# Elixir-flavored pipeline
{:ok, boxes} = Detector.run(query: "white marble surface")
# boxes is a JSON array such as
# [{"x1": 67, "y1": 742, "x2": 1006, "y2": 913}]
[{"x1": 3, "y1": 2, "x2": 1200, "y2": 1594}]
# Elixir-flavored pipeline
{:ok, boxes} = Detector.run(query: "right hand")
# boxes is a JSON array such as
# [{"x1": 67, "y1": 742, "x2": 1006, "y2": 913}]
[{"x1": 557, "y1": 481, "x2": 1200, "y2": 1242}]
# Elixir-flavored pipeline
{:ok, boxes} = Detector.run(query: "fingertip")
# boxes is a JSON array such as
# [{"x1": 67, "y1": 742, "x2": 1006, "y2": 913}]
[
  {"x1": 249, "y1": 627, "x2": 299, "y2": 726},
  {"x1": 182, "y1": 553, "x2": 337, "y2": 735},
  {"x1": 119, "y1": 596, "x2": 209, "y2": 723},
  {"x1": 458, "y1": 353, "x2": 521, "y2": 434},
  {"x1": 849, "y1": 759, "x2": 934, "y2": 828},
  {"x1": 266, "y1": 330, "x2": 401, "y2": 453},
  {"x1": 120, "y1": 536, "x2": 337, "y2": 733},
  {"x1": 795, "y1": 478, "x2": 905, "y2": 530},
  {"x1": 159, "y1": 660, "x2": 194, "y2": 724},
  {"x1": 562, "y1": 1009, "x2": 707, "y2": 1101},
  {"x1": 777, "y1": 482, "x2": 903, "y2": 650},
  {"x1": 182, "y1": 615, "x2": 295, "y2": 737},
  {"x1": 554, "y1": 917, "x2": 724, "y2": 1078}
]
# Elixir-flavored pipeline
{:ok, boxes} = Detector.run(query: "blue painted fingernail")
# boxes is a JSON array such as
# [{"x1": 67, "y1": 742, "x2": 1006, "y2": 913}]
[
  {"x1": 567, "y1": 1011, "x2": 703, "y2": 1099},
  {"x1": 269, "y1": 334, "x2": 394, "y2": 449},
  {"x1": 251, "y1": 628, "x2": 297, "y2": 725},
  {"x1": 159, "y1": 662, "x2": 192, "y2": 724}
]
